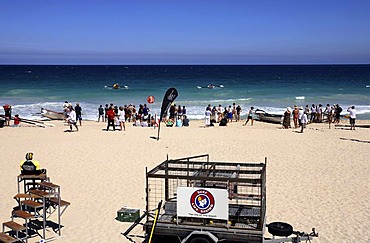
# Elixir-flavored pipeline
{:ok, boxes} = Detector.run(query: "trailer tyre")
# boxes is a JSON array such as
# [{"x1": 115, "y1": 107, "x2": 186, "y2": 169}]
[
  {"x1": 189, "y1": 237, "x2": 211, "y2": 243},
  {"x1": 268, "y1": 222, "x2": 293, "y2": 237}
]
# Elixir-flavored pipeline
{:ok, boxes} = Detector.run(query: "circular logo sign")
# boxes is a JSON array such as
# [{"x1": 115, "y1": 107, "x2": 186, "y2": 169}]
[{"x1": 190, "y1": 189, "x2": 215, "y2": 214}]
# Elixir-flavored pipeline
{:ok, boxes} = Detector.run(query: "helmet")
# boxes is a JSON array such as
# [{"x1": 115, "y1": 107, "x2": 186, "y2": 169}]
[{"x1": 25, "y1": 152, "x2": 33, "y2": 160}]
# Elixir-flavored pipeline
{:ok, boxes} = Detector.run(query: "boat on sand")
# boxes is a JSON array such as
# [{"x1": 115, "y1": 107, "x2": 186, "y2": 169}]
[
  {"x1": 255, "y1": 109, "x2": 283, "y2": 124},
  {"x1": 41, "y1": 108, "x2": 66, "y2": 120}
]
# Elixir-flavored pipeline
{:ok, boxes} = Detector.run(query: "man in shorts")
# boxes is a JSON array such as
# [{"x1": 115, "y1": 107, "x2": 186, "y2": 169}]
[
  {"x1": 243, "y1": 107, "x2": 254, "y2": 126},
  {"x1": 347, "y1": 106, "x2": 356, "y2": 130}
]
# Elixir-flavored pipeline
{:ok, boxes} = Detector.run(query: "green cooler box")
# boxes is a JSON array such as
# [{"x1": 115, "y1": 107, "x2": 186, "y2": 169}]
[{"x1": 116, "y1": 207, "x2": 140, "y2": 222}]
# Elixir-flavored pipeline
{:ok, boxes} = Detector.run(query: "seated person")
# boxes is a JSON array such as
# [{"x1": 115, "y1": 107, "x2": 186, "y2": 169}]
[
  {"x1": 12, "y1": 114, "x2": 21, "y2": 127},
  {"x1": 141, "y1": 118, "x2": 149, "y2": 127},
  {"x1": 183, "y1": 116, "x2": 190, "y2": 127},
  {"x1": 133, "y1": 120, "x2": 141, "y2": 126},
  {"x1": 219, "y1": 118, "x2": 228, "y2": 126},
  {"x1": 166, "y1": 118, "x2": 174, "y2": 127},
  {"x1": 20, "y1": 152, "x2": 47, "y2": 175},
  {"x1": 176, "y1": 119, "x2": 182, "y2": 127},
  {"x1": 150, "y1": 117, "x2": 157, "y2": 127}
]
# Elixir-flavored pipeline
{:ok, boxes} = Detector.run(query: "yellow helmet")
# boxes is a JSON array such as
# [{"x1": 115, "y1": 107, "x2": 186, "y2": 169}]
[{"x1": 25, "y1": 152, "x2": 33, "y2": 160}]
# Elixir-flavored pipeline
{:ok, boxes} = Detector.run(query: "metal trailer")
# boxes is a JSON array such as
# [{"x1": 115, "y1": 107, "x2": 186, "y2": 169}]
[{"x1": 123, "y1": 154, "x2": 318, "y2": 243}]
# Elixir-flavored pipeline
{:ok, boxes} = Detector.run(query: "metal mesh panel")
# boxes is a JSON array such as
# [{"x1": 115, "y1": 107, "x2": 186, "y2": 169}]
[{"x1": 146, "y1": 154, "x2": 266, "y2": 231}]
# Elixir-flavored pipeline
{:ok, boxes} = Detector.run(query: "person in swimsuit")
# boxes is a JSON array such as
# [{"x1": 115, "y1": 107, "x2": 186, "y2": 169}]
[{"x1": 292, "y1": 106, "x2": 299, "y2": 128}]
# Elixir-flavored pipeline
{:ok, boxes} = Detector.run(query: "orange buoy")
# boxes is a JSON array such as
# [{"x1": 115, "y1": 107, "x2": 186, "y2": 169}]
[{"x1": 147, "y1": 95, "x2": 155, "y2": 104}]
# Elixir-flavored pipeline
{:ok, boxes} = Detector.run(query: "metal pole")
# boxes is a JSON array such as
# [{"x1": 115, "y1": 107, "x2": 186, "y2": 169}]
[
  {"x1": 157, "y1": 119, "x2": 161, "y2": 140},
  {"x1": 146, "y1": 167, "x2": 149, "y2": 223},
  {"x1": 165, "y1": 159, "x2": 169, "y2": 201}
]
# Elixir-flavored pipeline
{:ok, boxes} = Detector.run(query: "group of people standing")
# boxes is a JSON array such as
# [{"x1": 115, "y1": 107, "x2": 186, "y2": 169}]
[
  {"x1": 282, "y1": 103, "x2": 356, "y2": 132},
  {"x1": 101, "y1": 104, "x2": 127, "y2": 131},
  {"x1": 99, "y1": 103, "x2": 158, "y2": 131},
  {"x1": 204, "y1": 103, "x2": 244, "y2": 127}
]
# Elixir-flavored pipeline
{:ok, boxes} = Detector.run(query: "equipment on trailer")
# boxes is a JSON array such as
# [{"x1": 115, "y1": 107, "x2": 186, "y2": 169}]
[{"x1": 122, "y1": 154, "x2": 318, "y2": 243}]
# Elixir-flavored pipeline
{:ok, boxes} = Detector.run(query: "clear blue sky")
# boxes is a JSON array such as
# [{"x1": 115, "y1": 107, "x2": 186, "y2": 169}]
[{"x1": 1, "y1": 0, "x2": 370, "y2": 64}]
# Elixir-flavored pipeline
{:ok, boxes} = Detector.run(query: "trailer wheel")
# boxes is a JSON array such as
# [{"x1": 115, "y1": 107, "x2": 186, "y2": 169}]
[
  {"x1": 268, "y1": 222, "x2": 293, "y2": 237},
  {"x1": 189, "y1": 237, "x2": 211, "y2": 243}
]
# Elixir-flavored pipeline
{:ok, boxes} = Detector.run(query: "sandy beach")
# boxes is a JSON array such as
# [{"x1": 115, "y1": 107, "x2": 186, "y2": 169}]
[{"x1": 0, "y1": 119, "x2": 369, "y2": 243}]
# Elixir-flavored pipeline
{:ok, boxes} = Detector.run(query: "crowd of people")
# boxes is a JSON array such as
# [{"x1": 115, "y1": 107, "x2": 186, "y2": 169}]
[
  {"x1": 0, "y1": 102, "x2": 361, "y2": 132},
  {"x1": 281, "y1": 104, "x2": 357, "y2": 132},
  {"x1": 203, "y1": 103, "x2": 243, "y2": 127},
  {"x1": 199, "y1": 102, "x2": 359, "y2": 132},
  {"x1": 163, "y1": 104, "x2": 189, "y2": 127},
  {"x1": 97, "y1": 103, "x2": 192, "y2": 129}
]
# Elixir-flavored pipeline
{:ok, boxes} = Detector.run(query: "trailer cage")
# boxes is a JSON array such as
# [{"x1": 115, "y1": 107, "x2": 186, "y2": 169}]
[{"x1": 123, "y1": 154, "x2": 318, "y2": 243}]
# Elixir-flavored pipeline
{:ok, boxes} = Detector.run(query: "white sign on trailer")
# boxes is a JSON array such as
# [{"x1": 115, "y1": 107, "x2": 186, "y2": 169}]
[{"x1": 177, "y1": 187, "x2": 228, "y2": 220}]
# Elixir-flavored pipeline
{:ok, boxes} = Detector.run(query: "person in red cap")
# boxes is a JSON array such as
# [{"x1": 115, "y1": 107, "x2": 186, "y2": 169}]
[{"x1": 3, "y1": 104, "x2": 11, "y2": 126}]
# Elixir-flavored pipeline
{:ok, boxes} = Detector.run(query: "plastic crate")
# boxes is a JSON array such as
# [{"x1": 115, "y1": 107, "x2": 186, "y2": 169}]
[{"x1": 116, "y1": 208, "x2": 140, "y2": 222}]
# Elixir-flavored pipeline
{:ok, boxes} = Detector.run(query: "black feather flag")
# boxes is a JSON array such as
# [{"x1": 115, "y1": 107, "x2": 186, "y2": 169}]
[{"x1": 157, "y1": 88, "x2": 178, "y2": 140}]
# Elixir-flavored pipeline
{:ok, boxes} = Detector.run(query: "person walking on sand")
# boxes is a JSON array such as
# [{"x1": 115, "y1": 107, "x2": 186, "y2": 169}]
[
  {"x1": 300, "y1": 111, "x2": 308, "y2": 133},
  {"x1": 347, "y1": 106, "x2": 356, "y2": 130},
  {"x1": 282, "y1": 107, "x2": 291, "y2": 129},
  {"x1": 243, "y1": 107, "x2": 254, "y2": 126},
  {"x1": 75, "y1": 103, "x2": 82, "y2": 126},
  {"x1": 118, "y1": 106, "x2": 126, "y2": 131},
  {"x1": 298, "y1": 106, "x2": 304, "y2": 127},
  {"x1": 68, "y1": 107, "x2": 78, "y2": 132}
]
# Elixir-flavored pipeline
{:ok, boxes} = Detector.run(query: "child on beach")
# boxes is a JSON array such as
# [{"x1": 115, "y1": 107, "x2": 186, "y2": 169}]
[{"x1": 12, "y1": 114, "x2": 21, "y2": 127}]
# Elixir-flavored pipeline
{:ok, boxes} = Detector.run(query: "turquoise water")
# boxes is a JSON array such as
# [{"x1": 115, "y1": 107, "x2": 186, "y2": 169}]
[{"x1": 1, "y1": 65, "x2": 370, "y2": 120}]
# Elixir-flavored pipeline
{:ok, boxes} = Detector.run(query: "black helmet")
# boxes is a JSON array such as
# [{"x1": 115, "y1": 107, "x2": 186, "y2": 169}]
[{"x1": 25, "y1": 152, "x2": 33, "y2": 160}]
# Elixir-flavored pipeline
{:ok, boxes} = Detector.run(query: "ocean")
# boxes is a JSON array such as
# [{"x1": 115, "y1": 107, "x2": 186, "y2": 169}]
[{"x1": 1, "y1": 65, "x2": 370, "y2": 120}]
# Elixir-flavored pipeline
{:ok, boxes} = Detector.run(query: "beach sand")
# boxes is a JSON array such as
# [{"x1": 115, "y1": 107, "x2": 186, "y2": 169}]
[{"x1": 0, "y1": 119, "x2": 369, "y2": 243}]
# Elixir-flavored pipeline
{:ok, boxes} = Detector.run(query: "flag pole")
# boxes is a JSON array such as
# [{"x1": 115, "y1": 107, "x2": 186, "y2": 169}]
[{"x1": 157, "y1": 117, "x2": 161, "y2": 140}]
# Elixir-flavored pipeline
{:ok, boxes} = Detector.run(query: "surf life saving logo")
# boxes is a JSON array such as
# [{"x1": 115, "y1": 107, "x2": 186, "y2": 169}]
[{"x1": 190, "y1": 189, "x2": 215, "y2": 214}]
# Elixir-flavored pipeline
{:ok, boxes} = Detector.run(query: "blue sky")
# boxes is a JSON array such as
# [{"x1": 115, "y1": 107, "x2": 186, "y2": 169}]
[{"x1": 1, "y1": 0, "x2": 370, "y2": 64}]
